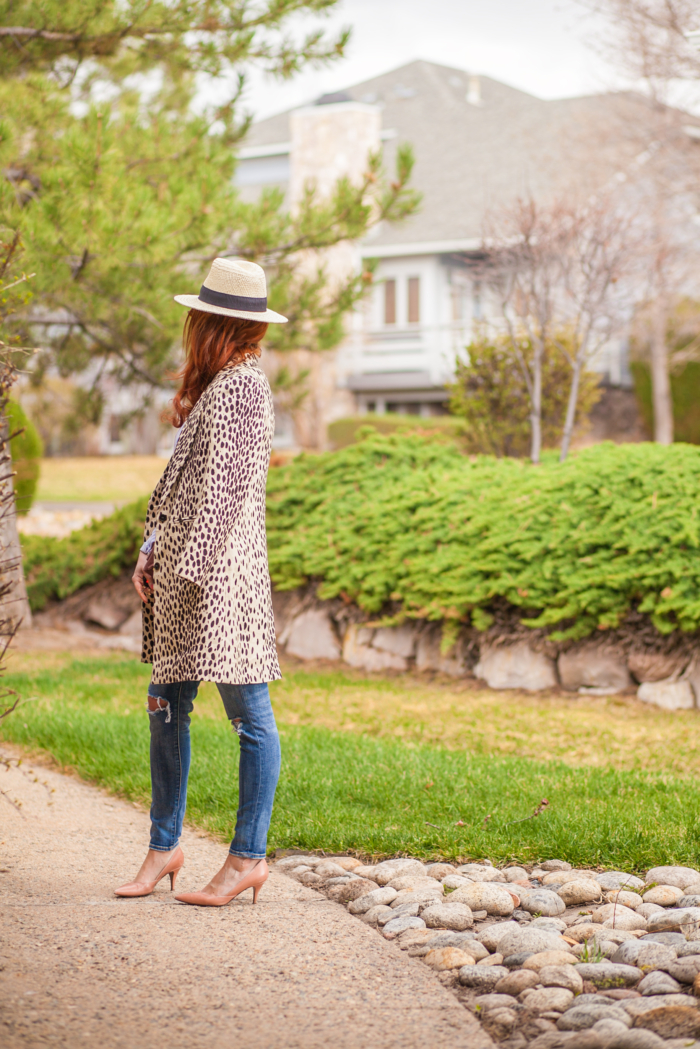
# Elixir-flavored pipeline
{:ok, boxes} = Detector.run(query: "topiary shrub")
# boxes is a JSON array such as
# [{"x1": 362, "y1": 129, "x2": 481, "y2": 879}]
[{"x1": 6, "y1": 400, "x2": 43, "y2": 514}]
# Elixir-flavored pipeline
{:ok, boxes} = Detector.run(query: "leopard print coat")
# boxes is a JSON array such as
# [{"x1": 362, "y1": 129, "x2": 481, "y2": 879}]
[{"x1": 141, "y1": 358, "x2": 281, "y2": 685}]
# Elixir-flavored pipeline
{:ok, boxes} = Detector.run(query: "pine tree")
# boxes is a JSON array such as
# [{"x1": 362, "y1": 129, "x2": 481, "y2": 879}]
[{"x1": 0, "y1": 2, "x2": 419, "y2": 413}]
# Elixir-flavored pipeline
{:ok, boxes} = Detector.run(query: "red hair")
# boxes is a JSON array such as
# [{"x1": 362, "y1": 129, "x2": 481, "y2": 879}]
[{"x1": 167, "y1": 310, "x2": 268, "y2": 426}]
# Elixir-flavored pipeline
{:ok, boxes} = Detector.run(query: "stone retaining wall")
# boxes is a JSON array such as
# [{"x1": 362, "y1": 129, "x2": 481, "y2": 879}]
[{"x1": 272, "y1": 591, "x2": 700, "y2": 711}]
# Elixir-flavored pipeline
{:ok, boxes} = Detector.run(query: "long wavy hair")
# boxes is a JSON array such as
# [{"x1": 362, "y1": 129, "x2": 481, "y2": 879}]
[{"x1": 167, "y1": 310, "x2": 268, "y2": 426}]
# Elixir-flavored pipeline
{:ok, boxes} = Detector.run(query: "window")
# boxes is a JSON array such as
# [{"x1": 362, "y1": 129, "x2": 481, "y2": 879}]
[
  {"x1": 384, "y1": 279, "x2": 396, "y2": 324},
  {"x1": 407, "y1": 276, "x2": 420, "y2": 323}
]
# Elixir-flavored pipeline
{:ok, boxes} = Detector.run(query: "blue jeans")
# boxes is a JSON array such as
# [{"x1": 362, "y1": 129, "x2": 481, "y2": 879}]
[{"x1": 146, "y1": 680, "x2": 280, "y2": 859}]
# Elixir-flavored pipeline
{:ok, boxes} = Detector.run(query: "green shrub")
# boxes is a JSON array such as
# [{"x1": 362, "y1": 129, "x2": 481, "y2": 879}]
[
  {"x1": 266, "y1": 432, "x2": 700, "y2": 640},
  {"x1": 22, "y1": 496, "x2": 149, "y2": 610},
  {"x1": 7, "y1": 400, "x2": 43, "y2": 514},
  {"x1": 327, "y1": 414, "x2": 461, "y2": 449},
  {"x1": 21, "y1": 434, "x2": 700, "y2": 643}
]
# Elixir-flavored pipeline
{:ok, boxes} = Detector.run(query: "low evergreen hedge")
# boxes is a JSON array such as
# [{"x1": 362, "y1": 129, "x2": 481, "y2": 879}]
[
  {"x1": 266, "y1": 433, "x2": 700, "y2": 640},
  {"x1": 22, "y1": 497, "x2": 149, "y2": 610},
  {"x1": 20, "y1": 434, "x2": 700, "y2": 642}
]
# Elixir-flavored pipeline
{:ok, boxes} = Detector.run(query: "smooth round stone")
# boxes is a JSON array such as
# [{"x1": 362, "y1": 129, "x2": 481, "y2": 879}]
[
  {"x1": 421, "y1": 902, "x2": 473, "y2": 931},
  {"x1": 606, "y1": 1030, "x2": 667, "y2": 1049},
  {"x1": 424, "y1": 863, "x2": 456, "y2": 880},
  {"x1": 495, "y1": 969, "x2": 539, "y2": 996},
  {"x1": 558, "y1": 879, "x2": 604, "y2": 906},
  {"x1": 423, "y1": 946, "x2": 475, "y2": 970},
  {"x1": 396, "y1": 928, "x2": 439, "y2": 948},
  {"x1": 361, "y1": 904, "x2": 395, "y2": 925},
  {"x1": 328, "y1": 856, "x2": 362, "y2": 871},
  {"x1": 612, "y1": 942, "x2": 677, "y2": 970},
  {"x1": 638, "y1": 971, "x2": 681, "y2": 996},
  {"x1": 603, "y1": 911, "x2": 648, "y2": 932},
  {"x1": 348, "y1": 886, "x2": 398, "y2": 914},
  {"x1": 680, "y1": 895, "x2": 700, "y2": 908},
  {"x1": 314, "y1": 860, "x2": 349, "y2": 878},
  {"x1": 455, "y1": 863, "x2": 506, "y2": 883},
  {"x1": 647, "y1": 907, "x2": 700, "y2": 934},
  {"x1": 275, "y1": 855, "x2": 314, "y2": 870},
  {"x1": 622, "y1": 994, "x2": 700, "y2": 1017},
  {"x1": 298, "y1": 870, "x2": 323, "y2": 885},
  {"x1": 607, "y1": 890, "x2": 644, "y2": 910},
  {"x1": 541, "y1": 860, "x2": 573, "y2": 872},
  {"x1": 373, "y1": 859, "x2": 426, "y2": 886},
  {"x1": 517, "y1": 889, "x2": 566, "y2": 916},
  {"x1": 667, "y1": 957, "x2": 700, "y2": 983},
  {"x1": 539, "y1": 964, "x2": 584, "y2": 995},
  {"x1": 524, "y1": 950, "x2": 579, "y2": 971},
  {"x1": 596, "y1": 872, "x2": 646, "y2": 892},
  {"x1": 353, "y1": 864, "x2": 378, "y2": 879},
  {"x1": 557, "y1": 1002, "x2": 631, "y2": 1030},
  {"x1": 323, "y1": 875, "x2": 353, "y2": 886},
  {"x1": 575, "y1": 963, "x2": 643, "y2": 988},
  {"x1": 633, "y1": 1004, "x2": 700, "y2": 1041},
  {"x1": 389, "y1": 875, "x2": 444, "y2": 893},
  {"x1": 641, "y1": 932, "x2": 687, "y2": 946},
  {"x1": 383, "y1": 915, "x2": 425, "y2": 939},
  {"x1": 389, "y1": 891, "x2": 440, "y2": 910},
  {"x1": 645, "y1": 867, "x2": 700, "y2": 891},
  {"x1": 504, "y1": 951, "x2": 535, "y2": 969},
  {"x1": 497, "y1": 927, "x2": 572, "y2": 958},
  {"x1": 531, "y1": 917, "x2": 568, "y2": 932},
  {"x1": 390, "y1": 901, "x2": 422, "y2": 918},
  {"x1": 447, "y1": 882, "x2": 515, "y2": 916},
  {"x1": 643, "y1": 885, "x2": 684, "y2": 907},
  {"x1": 442, "y1": 875, "x2": 472, "y2": 890},
  {"x1": 677, "y1": 943, "x2": 700, "y2": 957},
  {"x1": 504, "y1": 867, "x2": 529, "y2": 883},
  {"x1": 636, "y1": 903, "x2": 665, "y2": 919},
  {"x1": 512, "y1": 909, "x2": 532, "y2": 922},
  {"x1": 591, "y1": 1017, "x2": 632, "y2": 1041},
  {"x1": 458, "y1": 964, "x2": 509, "y2": 990},
  {"x1": 477, "y1": 921, "x2": 520, "y2": 952},
  {"x1": 474, "y1": 992, "x2": 519, "y2": 1012},
  {"x1": 427, "y1": 931, "x2": 484, "y2": 952},
  {"x1": 523, "y1": 986, "x2": 574, "y2": 1013}
]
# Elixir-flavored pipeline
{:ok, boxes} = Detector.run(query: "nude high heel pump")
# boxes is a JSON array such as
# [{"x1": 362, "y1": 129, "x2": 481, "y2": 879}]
[
  {"x1": 114, "y1": 846, "x2": 184, "y2": 898},
  {"x1": 174, "y1": 858, "x2": 268, "y2": 907}
]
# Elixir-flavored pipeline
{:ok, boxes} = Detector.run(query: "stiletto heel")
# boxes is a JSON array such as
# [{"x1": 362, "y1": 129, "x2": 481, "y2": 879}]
[
  {"x1": 114, "y1": 846, "x2": 185, "y2": 898},
  {"x1": 175, "y1": 858, "x2": 268, "y2": 907}
]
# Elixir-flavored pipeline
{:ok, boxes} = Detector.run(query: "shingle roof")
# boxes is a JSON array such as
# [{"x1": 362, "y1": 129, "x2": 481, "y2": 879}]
[{"x1": 242, "y1": 59, "x2": 665, "y2": 247}]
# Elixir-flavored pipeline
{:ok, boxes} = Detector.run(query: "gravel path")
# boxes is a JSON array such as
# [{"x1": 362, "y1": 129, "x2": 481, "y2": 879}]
[{"x1": 0, "y1": 744, "x2": 492, "y2": 1049}]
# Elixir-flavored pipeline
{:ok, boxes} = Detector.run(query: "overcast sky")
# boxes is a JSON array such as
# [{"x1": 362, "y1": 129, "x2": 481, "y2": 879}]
[{"x1": 239, "y1": 0, "x2": 619, "y2": 120}]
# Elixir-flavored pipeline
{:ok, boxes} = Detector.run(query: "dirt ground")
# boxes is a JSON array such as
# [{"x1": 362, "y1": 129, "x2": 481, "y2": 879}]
[{"x1": 0, "y1": 743, "x2": 492, "y2": 1049}]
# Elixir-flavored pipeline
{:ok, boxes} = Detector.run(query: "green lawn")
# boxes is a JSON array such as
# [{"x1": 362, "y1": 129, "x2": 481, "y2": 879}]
[
  {"x1": 35, "y1": 456, "x2": 166, "y2": 503},
  {"x1": 3, "y1": 651, "x2": 700, "y2": 870}
]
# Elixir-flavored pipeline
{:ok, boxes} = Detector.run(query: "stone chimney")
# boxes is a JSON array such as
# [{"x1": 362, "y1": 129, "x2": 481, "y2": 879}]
[
  {"x1": 284, "y1": 102, "x2": 382, "y2": 449},
  {"x1": 289, "y1": 101, "x2": 382, "y2": 204}
]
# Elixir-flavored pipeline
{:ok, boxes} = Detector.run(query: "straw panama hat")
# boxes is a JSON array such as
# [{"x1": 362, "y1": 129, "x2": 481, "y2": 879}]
[{"x1": 174, "y1": 257, "x2": 287, "y2": 323}]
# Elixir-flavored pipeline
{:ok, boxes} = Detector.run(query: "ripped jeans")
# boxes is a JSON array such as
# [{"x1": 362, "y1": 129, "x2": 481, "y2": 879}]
[{"x1": 146, "y1": 680, "x2": 280, "y2": 859}]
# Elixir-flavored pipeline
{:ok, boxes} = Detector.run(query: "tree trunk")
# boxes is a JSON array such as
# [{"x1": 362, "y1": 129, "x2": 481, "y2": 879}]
[
  {"x1": 0, "y1": 413, "x2": 31, "y2": 634},
  {"x1": 650, "y1": 299, "x2": 673, "y2": 444},
  {"x1": 560, "y1": 356, "x2": 583, "y2": 462},
  {"x1": 530, "y1": 343, "x2": 543, "y2": 463}
]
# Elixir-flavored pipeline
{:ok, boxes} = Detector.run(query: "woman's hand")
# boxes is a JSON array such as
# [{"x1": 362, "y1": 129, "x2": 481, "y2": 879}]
[{"x1": 132, "y1": 551, "x2": 154, "y2": 602}]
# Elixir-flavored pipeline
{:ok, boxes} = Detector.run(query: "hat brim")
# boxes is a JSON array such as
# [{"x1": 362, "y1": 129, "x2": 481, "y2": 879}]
[{"x1": 174, "y1": 295, "x2": 287, "y2": 323}]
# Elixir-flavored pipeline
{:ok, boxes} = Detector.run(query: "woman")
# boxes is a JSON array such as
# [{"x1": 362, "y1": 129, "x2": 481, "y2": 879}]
[{"x1": 114, "y1": 257, "x2": 287, "y2": 907}]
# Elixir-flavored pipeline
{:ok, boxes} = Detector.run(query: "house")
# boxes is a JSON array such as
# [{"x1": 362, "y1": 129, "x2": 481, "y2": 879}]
[{"x1": 238, "y1": 60, "x2": 675, "y2": 447}]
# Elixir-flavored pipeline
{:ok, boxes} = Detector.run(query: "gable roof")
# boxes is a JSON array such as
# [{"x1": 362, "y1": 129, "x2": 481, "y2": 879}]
[{"x1": 242, "y1": 59, "x2": 666, "y2": 248}]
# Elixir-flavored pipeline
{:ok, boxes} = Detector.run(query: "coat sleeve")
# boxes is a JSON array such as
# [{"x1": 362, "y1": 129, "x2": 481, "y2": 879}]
[{"x1": 175, "y1": 374, "x2": 267, "y2": 586}]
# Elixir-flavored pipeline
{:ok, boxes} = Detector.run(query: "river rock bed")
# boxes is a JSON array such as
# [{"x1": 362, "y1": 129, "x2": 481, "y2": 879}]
[{"x1": 273, "y1": 855, "x2": 700, "y2": 1048}]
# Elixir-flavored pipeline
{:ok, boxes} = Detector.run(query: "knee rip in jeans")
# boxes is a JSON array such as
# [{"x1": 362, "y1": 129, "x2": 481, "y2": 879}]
[
  {"x1": 231, "y1": 718, "x2": 243, "y2": 736},
  {"x1": 147, "y1": 692, "x2": 171, "y2": 723}
]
